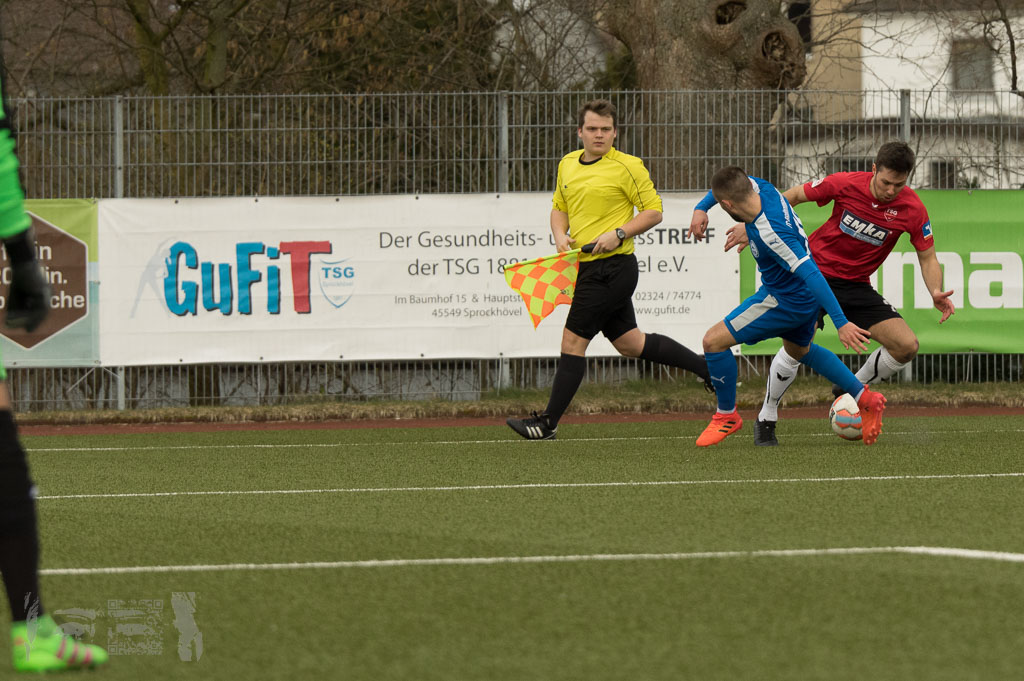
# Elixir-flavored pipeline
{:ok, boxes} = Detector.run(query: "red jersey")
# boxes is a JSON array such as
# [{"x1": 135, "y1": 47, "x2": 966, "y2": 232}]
[{"x1": 804, "y1": 172, "x2": 933, "y2": 282}]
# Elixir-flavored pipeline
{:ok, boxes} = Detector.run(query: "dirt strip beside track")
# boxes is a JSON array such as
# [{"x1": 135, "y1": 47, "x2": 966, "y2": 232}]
[{"x1": 18, "y1": 405, "x2": 1024, "y2": 437}]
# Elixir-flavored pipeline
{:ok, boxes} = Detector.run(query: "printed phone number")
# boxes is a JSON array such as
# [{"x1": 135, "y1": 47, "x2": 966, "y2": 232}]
[{"x1": 634, "y1": 291, "x2": 702, "y2": 302}]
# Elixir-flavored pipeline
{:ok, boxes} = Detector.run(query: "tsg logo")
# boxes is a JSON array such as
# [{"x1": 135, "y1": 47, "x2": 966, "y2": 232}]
[
  {"x1": 163, "y1": 240, "x2": 353, "y2": 316},
  {"x1": 316, "y1": 258, "x2": 356, "y2": 308}
]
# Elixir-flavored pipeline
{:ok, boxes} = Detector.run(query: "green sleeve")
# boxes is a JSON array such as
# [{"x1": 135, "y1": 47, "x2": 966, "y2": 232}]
[{"x1": 0, "y1": 126, "x2": 29, "y2": 239}]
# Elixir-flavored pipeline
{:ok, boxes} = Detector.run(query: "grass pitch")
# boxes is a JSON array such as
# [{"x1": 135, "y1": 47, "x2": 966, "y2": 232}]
[{"x1": 20, "y1": 413, "x2": 1024, "y2": 679}]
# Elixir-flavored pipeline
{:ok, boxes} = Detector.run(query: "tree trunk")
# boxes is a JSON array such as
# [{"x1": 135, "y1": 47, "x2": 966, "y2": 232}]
[{"x1": 603, "y1": 0, "x2": 807, "y2": 188}]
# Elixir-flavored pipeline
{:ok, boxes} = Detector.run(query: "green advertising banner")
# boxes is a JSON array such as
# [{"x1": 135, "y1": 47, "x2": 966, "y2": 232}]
[
  {"x1": 2, "y1": 199, "x2": 100, "y2": 367},
  {"x1": 740, "y1": 190, "x2": 1024, "y2": 354}
]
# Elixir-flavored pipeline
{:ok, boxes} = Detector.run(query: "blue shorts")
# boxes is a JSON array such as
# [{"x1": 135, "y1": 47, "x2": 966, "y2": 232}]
[{"x1": 724, "y1": 287, "x2": 819, "y2": 347}]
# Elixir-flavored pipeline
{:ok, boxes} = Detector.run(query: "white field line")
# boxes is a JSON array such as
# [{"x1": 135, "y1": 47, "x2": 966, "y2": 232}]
[
  {"x1": 35, "y1": 471, "x2": 1024, "y2": 501},
  {"x1": 38, "y1": 546, "x2": 1024, "y2": 576},
  {"x1": 24, "y1": 428, "x2": 1024, "y2": 453}
]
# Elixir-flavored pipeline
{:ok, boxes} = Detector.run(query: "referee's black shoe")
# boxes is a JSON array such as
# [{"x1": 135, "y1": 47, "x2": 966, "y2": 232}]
[
  {"x1": 507, "y1": 411, "x2": 557, "y2": 440},
  {"x1": 831, "y1": 383, "x2": 845, "y2": 399},
  {"x1": 754, "y1": 419, "x2": 778, "y2": 446}
]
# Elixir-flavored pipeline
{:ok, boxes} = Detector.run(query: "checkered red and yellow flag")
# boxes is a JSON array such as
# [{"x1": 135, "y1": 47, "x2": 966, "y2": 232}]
[{"x1": 503, "y1": 248, "x2": 583, "y2": 328}]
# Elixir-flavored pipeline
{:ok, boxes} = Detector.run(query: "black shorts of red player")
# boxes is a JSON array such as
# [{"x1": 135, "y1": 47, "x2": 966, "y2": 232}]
[{"x1": 817, "y1": 276, "x2": 903, "y2": 331}]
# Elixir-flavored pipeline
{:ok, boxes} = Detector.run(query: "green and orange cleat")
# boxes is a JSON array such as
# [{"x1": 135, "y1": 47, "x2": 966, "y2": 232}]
[
  {"x1": 696, "y1": 411, "x2": 743, "y2": 447},
  {"x1": 11, "y1": 614, "x2": 108, "y2": 673}
]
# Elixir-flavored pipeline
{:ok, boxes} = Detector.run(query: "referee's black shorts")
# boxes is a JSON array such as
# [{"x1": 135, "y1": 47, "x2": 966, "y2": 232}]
[
  {"x1": 817, "y1": 276, "x2": 903, "y2": 330},
  {"x1": 565, "y1": 253, "x2": 639, "y2": 341}
]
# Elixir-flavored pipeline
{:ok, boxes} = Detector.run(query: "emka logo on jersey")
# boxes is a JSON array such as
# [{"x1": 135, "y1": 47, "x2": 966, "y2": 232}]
[
  {"x1": 163, "y1": 240, "x2": 355, "y2": 316},
  {"x1": 838, "y1": 210, "x2": 890, "y2": 247}
]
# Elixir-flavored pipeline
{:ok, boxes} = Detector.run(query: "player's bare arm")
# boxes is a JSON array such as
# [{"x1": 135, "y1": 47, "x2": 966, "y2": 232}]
[
  {"x1": 917, "y1": 246, "x2": 955, "y2": 323},
  {"x1": 782, "y1": 185, "x2": 808, "y2": 206},
  {"x1": 591, "y1": 208, "x2": 661, "y2": 254},
  {"x1": 836, "y1": 321, "x2": 871, "y2": 354},
  {"x1": 550, "y1": 209, "x2": 575, "y2": 252}
]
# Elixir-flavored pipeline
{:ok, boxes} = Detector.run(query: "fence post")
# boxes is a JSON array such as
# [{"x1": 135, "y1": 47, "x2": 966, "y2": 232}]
[
  {"x1": 498, "y1": 356, "x2": 510, "y2": 393},
  {"x1": 116, "y1": 366, "x2": 126, "y2": 410},
  {"x1": 497, "y1": 92, "x2": 509, "y2": 193},
  {"x1": 899, "y1": 89, "x2": 911, "y2": 142},
  {"x1": 114, "y1": 95, "x2": 125, "y2": 198}
]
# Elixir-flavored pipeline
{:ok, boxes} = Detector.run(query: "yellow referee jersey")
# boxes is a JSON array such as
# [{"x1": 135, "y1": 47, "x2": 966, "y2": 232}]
[{"x1": 551, "y1": 147, "x2": 662, "y2": 261}]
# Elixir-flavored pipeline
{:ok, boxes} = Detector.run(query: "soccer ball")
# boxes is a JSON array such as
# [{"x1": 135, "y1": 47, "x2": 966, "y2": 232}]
[{"x1": 829, "y1": 393, "x2": 863, "y2": 441}]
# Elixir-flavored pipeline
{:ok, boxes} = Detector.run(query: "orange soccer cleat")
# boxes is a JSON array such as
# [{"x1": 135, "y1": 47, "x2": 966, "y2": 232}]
[
  {"x1": 696, "y1": 411, "x2": 743, "y2": 447},
  {"x1": 856, "y1": 387, "x2": 887, "y2": 445}
]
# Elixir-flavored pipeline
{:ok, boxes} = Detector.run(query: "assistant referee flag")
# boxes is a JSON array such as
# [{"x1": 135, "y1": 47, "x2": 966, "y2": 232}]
[{"x1": 503, "y1": 248, "x2": 584, "y2": 328}]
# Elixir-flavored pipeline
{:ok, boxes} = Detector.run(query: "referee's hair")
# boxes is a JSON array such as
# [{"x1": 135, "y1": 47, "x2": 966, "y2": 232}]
[
  {"x1": 577, "y1": 99, "x2": 616, "y2": 129},
  {"x1": 710, "y1": 166, "x2": 753, "y2": 201},
  {"x1": 875, "y1": 141, "x2": 915, "y2": 174}
]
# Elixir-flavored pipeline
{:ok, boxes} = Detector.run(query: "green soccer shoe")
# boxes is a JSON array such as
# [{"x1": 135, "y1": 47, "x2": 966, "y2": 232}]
[{"x1": 11, "y1": 614, "x2": 109, "y2": 673}]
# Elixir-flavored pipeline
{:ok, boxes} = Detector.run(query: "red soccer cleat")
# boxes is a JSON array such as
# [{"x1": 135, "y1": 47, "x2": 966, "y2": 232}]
[
  {"x1": 856, "y1": 387, "x2": 887, "y2": 445},
  {"x1": 696, "y1": 411, "x2": 743, "y2": 447}
]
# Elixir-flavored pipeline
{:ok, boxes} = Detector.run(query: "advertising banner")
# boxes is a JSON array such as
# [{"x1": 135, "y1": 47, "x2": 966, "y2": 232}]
[
  {"x1": 740, "y1": 190, "x2": 1024, "y2": 354},
  {"x1": 2, "y1": 199, "x2": 99, "y2": 368},
  {"x1": 98, "y1": 194, "x2": 738, "y2": 365}
]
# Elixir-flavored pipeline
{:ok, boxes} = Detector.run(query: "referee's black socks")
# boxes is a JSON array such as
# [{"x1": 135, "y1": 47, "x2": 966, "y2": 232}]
[
  {"x1": 543, "y1": 353, "x2": 587, "y2": 428},
  {"x1": 641, "y1": 333, "x2": 710, "y2": 381}
]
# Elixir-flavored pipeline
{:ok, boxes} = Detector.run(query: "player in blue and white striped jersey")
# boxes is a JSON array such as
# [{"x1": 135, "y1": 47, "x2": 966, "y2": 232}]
[{"x1": 688, "y1": 166, "x2": 887, "y2": 447}]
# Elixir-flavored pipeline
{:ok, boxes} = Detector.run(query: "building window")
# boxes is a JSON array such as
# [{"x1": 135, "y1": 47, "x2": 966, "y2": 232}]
[
  {"x1": 827, "y1": 157, "x2": 873, "y2": 174},
  {"x1": 951, "y1": 39, "x2": 994, "y2": 90},
  {"x1": 787, "y1": 2, "x2": 812, "y2": 55},
  {"x1": 930, "y1": 160, "x2": 958, "y2": 188}
]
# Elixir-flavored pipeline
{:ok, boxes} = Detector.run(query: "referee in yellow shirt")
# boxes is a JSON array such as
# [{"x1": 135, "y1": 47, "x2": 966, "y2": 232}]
[{"x1": 507, "y1": 99, "x2": 712, "y2": 440}]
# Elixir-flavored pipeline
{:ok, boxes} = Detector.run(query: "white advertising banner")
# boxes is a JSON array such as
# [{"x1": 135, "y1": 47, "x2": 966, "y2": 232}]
[{"x1": 98, "y1": 194, "x2": 739, "y2": 365}]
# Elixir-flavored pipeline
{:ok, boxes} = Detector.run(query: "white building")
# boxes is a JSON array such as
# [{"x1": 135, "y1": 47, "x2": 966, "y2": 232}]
[{"x1": 781, "y1": 0, "x2": 1024, "y2": 189}]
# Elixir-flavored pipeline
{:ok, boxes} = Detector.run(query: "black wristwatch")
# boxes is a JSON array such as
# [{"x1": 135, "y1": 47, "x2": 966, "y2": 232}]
[{"x1": 615, "y1": 227, "x2": 627, "y2": 244}]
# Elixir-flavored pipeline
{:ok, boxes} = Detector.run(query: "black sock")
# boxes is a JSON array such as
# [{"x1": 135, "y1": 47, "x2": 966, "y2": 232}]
[
  {"x1": 543, "y1": 353, "x2": 587, "y2": 427},
  {"x1": 0, "y1": 532, "x2": 41, "y2": 621},
  {"x1": 0, "y1": 411, "x2": 43, "y2": 621},
  {"x1": 640, "y1": 333, "x2": 709, "y2": 380}
]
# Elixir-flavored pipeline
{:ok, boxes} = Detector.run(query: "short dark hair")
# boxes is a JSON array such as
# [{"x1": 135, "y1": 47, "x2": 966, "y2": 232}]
[
  {"x1": 577, "y1": 99, "x2": 617, "y2": 129},
  {"x1": 875, "y1": 141, "x2": 915, "y2": 174},
  {"x1": 711, "y1": 166, "x2": 752, "y2": 201}
]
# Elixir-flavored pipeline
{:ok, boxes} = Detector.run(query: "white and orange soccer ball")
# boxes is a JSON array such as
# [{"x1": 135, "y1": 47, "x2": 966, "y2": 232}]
[{"x1": 829, "y1": 393, "x2": 863, "y2": 441}]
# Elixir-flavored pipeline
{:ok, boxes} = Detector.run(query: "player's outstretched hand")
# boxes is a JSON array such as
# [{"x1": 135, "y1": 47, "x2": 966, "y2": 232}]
[
  {"x1": 836, "y1": 321, "x2": 870, "y2": 354},
  {"x1": 689, "y1": 210, "x2": 709, "y2": 241},
  {"x1": 6, "y1": 261, "x2": 51, "y2": 333},
  {"x1": 723, "y1": 224, "x2": 748, "y2": 253},
  {"x1": 933, "y1": 289, "x2": 955, "y2": 323}
]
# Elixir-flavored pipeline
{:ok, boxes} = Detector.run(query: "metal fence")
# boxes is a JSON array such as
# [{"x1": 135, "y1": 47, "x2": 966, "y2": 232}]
[
  {"x1": 8, "y1": 89, "x2": 1024, "y2": 410},
  {"x1": 7, "y1": 353, "x2": 1022, "y2": 411},
  {"x1": 14, "y1": 89, "x2": 1024, "y2": 199}
]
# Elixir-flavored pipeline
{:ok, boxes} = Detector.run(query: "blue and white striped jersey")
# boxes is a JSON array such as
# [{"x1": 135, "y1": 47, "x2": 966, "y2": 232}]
[{"x1": 743, "y1": 177, "x2": 817, "y2": 308}]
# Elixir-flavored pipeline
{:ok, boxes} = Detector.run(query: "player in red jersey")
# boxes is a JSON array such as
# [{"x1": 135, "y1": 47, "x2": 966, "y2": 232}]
[{"x1": 724, "y1": 141, "x2": 955, "y2": 446}]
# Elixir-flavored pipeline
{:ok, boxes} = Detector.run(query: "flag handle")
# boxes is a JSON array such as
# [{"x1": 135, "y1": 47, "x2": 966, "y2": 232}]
[{"x1": 509, "y1": 242, "x2": 595, "y2": 270}]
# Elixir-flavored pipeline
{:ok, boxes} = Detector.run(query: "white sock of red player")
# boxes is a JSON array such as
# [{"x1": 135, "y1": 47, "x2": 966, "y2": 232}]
[
  {"x1": 855, "y1": 346, "x2": 909, "y2": 384},
  {"x1": 758, "y1": 348, "x2": 802, "y2": 422}
]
